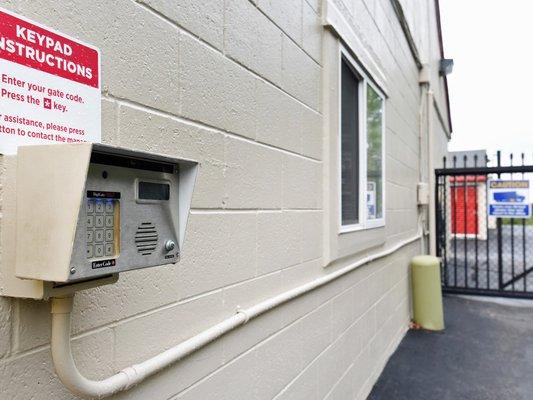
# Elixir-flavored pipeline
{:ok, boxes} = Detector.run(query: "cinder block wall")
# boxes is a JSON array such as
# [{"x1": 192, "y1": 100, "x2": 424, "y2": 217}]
[{"x1": 0, "y1": 0, "x2": 448, "y2": 399}]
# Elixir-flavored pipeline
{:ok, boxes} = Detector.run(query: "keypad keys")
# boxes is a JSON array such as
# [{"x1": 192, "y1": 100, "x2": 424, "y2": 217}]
[
  {"x1": 95, "y1": 215, "x2": 104, "y2": 228},
  {"x1": 95, "y1": 229, "x2": 104, "y2": 243},
  {"x1": 94, "y1": 244, "x2": 104, "y2": 257},
  {"x1": 105, "y1": 202, "x2": 114, "y2": 213},
  {"x1": 95, "y1": 201, "x2": 105, "y2": 213},
  {"x1": 105, "y1": 243, "x2": 114, "y2": 256},
  {"x1": 86, "y1": 197, "x2": 118, "y2": 259},
  {"x1": 105, "y1": 215, "x2": 114, "y2": 228}
]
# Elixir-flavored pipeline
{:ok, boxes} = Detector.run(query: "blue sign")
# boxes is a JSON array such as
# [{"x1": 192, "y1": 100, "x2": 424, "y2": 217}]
[{"x1": 488, "y1": 180, "x2": 531, "y2": 219}]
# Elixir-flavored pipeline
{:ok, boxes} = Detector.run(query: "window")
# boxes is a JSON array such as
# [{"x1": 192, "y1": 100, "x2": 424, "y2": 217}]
[{"x1": 340, "y1": 51, "x2": 385, "y2": 231}]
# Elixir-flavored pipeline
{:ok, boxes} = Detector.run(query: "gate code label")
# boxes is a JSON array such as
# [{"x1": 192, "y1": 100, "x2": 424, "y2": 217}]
[{"x1": 0, "y1": 7, "x2": 100, "y2": 153}]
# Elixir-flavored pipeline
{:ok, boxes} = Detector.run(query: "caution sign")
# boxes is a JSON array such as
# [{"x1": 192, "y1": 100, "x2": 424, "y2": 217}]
[
  {"x1": 488, "y1": 180, "x2": 531, "y2": 218},
  {"x1": 0, "y1": 7, "x2": 100, "y2": 154}
]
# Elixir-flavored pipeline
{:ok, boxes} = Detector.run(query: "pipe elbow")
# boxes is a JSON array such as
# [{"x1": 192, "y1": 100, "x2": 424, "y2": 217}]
[{"x1": 50, "y1": 297, "x2": 130, "y2": 399}]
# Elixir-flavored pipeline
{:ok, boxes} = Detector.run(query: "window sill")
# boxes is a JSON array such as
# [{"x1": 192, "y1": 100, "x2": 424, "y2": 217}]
[
  {"x1": 339, "y1": 223, "x2": 364, "y2": 234},
  {"x1": 324, "y1": 225, "x2": 387, "y2": 268},
  {"x1": 339, "y1": 220, "x2": 385, "y2": 234}
]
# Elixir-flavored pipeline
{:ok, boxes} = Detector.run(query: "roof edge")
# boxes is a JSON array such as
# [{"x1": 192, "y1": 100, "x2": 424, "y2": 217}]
[{"x1": 435, "y1": 0, "x2": 453, "y2": 134}]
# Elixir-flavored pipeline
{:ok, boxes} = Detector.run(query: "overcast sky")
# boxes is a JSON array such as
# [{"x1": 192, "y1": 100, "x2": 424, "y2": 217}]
[{"x1": 440, "y1": 0, "x2": 533, "y2": 164}]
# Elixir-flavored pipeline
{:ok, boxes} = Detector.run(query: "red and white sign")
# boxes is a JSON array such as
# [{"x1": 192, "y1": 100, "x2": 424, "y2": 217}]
[{"x1": 0, "y1": 8, "x2": 100, "y2": 154}]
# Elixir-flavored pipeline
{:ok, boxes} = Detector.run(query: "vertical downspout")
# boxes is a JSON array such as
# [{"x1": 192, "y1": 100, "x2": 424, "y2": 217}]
[
  {"x1": 418, "y1": 82, "x2": 427, "y2": 253},
  {"x1": 419, "y1": 65, "x2": 434, "y2": 255},
  {"x1": 427, "y1": 89, "x2": 436, "y2": 256}
]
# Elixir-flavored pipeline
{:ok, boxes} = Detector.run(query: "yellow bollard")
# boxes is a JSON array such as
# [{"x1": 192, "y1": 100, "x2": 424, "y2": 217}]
[{"x1": 411, "y1": 255, "x2": 445, "y2": 331}]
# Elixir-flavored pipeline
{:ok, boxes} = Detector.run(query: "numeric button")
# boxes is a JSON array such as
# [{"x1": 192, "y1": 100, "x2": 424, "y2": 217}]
[
  {"x1": 105, "y1": 215, "x2": 114, "y2": 228},
  {"x1": 105, "y1": 201, "x2": 114, "y2": 213},
  {"x1": 95, "y1": 229, "x2": 104, "y2": 243},
  {"x1": 94, "y1": 244, "x2": 104, "y2": 258},
  {"x1": 95, "y1": 201, "x2": 105, "y2": 213},
  {"x1": 105, "y1": 243, "x2": 114, "y2": 256},
  {"x1": 95, "y1": 215, "x2": 104, "y2": 228}
]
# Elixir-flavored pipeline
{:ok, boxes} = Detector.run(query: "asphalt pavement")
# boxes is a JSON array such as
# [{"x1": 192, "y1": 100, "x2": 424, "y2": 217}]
[{"x1": 368, "y1": 295, "x2": 533, "y2": 400}]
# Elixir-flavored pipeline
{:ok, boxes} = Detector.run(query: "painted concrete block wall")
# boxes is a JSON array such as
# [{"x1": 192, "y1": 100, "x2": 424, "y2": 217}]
[
  {"x1": 398, "y1": 0, "x2": 451, "y2": 136},
  {"x1": 0, "y1": 0, "x2": 448, "y2": 399}
]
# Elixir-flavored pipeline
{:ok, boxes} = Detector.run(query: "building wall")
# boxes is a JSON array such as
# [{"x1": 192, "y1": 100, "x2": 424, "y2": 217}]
[{"x1": 0, "y1": 1, "x2": 449, "y2": 399}]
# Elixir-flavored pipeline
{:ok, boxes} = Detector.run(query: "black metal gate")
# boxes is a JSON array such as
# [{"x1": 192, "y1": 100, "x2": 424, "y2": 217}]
[{"x1": 436, "y1": 152, "x2": 533, "y2": 298}]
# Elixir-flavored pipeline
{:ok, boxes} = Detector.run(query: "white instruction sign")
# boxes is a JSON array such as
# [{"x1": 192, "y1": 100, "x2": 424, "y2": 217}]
[
  {"x1": 488, "y1": 180, "x2": 531, "y2": 218},
  {"x1": 0, "y1": 8, "x2": 100, "y2": 154}
]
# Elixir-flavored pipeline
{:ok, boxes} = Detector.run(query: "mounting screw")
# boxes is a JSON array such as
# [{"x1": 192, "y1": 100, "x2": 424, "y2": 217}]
[
  {"x1": 70, "y1": 267, "x2": 76, "y2": 274},
  {"x1": 165, "y1": 240, "x2": 176, "y2": 252}
]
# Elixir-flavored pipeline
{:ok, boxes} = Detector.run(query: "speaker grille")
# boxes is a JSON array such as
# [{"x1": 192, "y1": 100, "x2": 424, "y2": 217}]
[{"x1": 135, "y1": 222, "x2": 158, "y2": 255}]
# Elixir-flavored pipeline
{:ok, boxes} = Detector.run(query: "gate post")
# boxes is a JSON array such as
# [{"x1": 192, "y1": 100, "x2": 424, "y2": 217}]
[
  {"x1": 497, "y1": 218, "x2": 503, "y2": 289},
  {"x1": 496, "y1": 151, "x2": 504, "y2": 289}
]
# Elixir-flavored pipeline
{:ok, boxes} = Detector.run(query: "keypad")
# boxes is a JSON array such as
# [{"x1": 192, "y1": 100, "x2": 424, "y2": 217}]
[{"x1": 87, "y1": 198, "x2": 119, "y2": 259}]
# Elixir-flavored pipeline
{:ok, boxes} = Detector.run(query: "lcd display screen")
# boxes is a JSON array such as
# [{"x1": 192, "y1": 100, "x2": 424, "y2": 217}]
[{"x1": 138, "y1": 181, "x2": 170, "y2": 201}]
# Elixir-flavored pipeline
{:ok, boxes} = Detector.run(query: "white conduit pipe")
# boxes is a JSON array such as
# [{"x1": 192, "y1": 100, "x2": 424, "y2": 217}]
[
  {"x1": 51, "y1": 230, "x2": 422, "y2": 399},
  {"x1": 427, "y1": 89, "x2": 436, "y2": 256},
  {"x1": 418, "y1": 81, "x2": 428, "y2": 252}
]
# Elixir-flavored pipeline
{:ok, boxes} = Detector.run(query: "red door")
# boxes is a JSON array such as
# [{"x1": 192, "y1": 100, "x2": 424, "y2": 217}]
[{"x1": 451, "y1": 185, "x2": 478, "y2": 235}]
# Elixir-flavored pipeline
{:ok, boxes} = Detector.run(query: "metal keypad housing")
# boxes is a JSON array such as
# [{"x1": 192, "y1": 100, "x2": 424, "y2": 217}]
[
  {"x1": 69, "y1": 154, "x2": 181, "y2": 282},
  {"x1": 3, "y1": 143, "x2": 197, "y2": 298}
]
